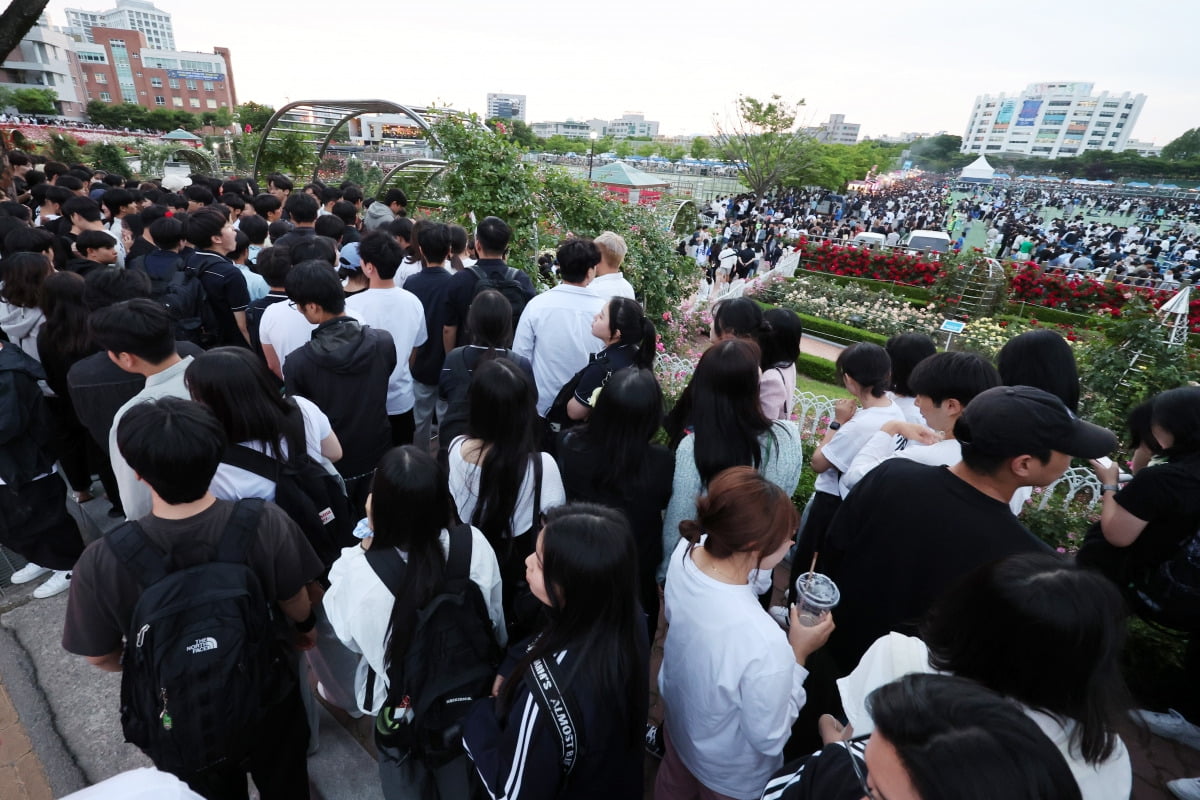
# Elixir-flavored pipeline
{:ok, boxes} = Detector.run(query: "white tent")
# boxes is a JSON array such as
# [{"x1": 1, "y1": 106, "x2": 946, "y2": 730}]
[{"x1": 958, "y1": 156, "x2": 995, "y2": 183}]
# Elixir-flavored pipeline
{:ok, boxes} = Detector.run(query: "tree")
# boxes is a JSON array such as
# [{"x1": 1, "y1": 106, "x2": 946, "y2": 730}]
[
  {"x1": 908, "y1": 134, "x2": 972, "y2": 172},
  {"x1": 212, "y1": 107, "x2": 234, "y2": 128},
  {"x1": 0, "y1": 2, "x2": 50, "y2": 78},
  {"x1": 201, "y1": 111, "x2": 218, "y2": 129},
  {"x1": 715, "y1": 94, "x2": 809, "y2": 196},
  {"x1": 171, "y1": 111, "x2": 198, "y2": 131},
  {"x1": 1162, "y1": 128, "x2": 1200, "y2": 161},
  {"x1": 690, "y1": 137, "x2": 711, "y2": 160},
  {"x1": 614, "y1": 140, "x2": 634, "y2": 159},
  {"x1": 47, "y1": 132, "x2": 83, "y2": 164},
  {"x1": 343, "y1": 156, "x2": 366, "y2": 186},
  {"x1": 635, "y1": 142, "x2": 657, "y2": 158},
  {"x1": 145, "y1": 108, "x2": 177, "y2": 132},
  {"x1": 255, "y1": 131, "x2": 314, "y2": 177},
  {"x1": 11, "y1": 88, "x2": 56, "y2": 116},
  {"x1": 89, "y1": 141, "x2": 132, "y2": 178},
  {"x1": 235, "y1": 102, "x2": 275, "y2": 133}
]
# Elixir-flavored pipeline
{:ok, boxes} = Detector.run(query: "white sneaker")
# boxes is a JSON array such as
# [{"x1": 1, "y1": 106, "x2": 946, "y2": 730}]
[
  {"x1": 1168, "y1": 777, "x2": 1200, "y2": 800},
  {"x1": 32, "y1": 571, "x2": 71, "y2": 599},
  {"x1": 1133, "y1": 708, "x2": 1200, "y2": 750},
  {"x1": 9, "y1": 563, "x2": 51, "y2": 585}
]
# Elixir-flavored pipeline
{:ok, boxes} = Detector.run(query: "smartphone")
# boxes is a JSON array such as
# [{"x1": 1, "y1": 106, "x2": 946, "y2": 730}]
[{"x1": 1095, "y1": 456, "x2": 1114, "y2": 469}]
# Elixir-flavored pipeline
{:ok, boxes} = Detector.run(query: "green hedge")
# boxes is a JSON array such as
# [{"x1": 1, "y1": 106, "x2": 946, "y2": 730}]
[
  {"x1": 796, "y1": 313, "x2": 889, "y2": 347},
  {"x1": 794, "y1": 270, "x2": 933, "y2": 303},
  {"x1": 797, "y1": 352, "x2": 838, "y2": 383},
  {"x1": 1003, "y1": 302, "x2": 1093, "y2": 327}
]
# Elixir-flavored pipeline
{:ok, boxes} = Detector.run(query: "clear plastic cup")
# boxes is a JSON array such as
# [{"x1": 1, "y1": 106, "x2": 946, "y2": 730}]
[{"x1": 794, "y1": 572, "x2": 840, "y2": 627}]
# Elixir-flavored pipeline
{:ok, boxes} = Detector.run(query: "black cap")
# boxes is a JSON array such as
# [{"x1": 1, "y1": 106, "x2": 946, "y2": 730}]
[{"x1": 957, "y1": 386, "x2": 1117, "y2": 460}]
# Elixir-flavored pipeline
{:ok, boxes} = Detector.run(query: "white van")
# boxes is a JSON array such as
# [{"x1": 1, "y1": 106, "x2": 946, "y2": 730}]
[
  {"x1": 902, "y1": 230, "x2": 952, "y2": 255},
  {"x1": 851, "y1": 232, "x2": 887, "y2": 250}
]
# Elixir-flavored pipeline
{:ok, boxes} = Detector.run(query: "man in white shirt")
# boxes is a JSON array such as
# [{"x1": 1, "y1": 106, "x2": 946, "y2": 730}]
[
  {"x1": 588, "y1": 230, "x2": 636, "y2": 301},
  {"x1": 513, "y1": 239, "x2": 605, "y2": 417},
  {"x1": 90, "y1": 299, "x2": 198, "y2": 521},
  {"x1": 345, "y1": 232, "x2": 428, "y2": 446}
]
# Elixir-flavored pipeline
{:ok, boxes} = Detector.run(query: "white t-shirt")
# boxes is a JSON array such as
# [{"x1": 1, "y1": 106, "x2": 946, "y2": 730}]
[
  {"x1": 890, "y1": 394, "x2": 925, "y2": 425},
  {"x1": 258, "y1": 302, "x2": 316, "y2": 369},
  {"x1": 446, "y1": 436, "x2": 565, "y2": 537},
  {"x1": 322, "y1": 526, "x2": 506, "y2": 715},
  {"x1": 345, "y1": 287, "x2": 428, "y2": 415},
  {"x1": 61, "y1": 768, "x2": 204, "y2": 800},
  {"x1": 815, "y1": 402, "x2": 906, "y2": 496},
  {"x1": 209, "y1": 396, "x2": 334, "y2": 502},
  {"x1": 588, "y1": 271, "x2": 636, "y2": 301},
  {"x1": 395, "y1": 256, "x2": 422, "y2": 286},
  {"x1": 512, "y1": 284, "x2": 605, "y2": 417},
  {"x1": 659, "y1": 537, "x2": 809, "y2": 798}
]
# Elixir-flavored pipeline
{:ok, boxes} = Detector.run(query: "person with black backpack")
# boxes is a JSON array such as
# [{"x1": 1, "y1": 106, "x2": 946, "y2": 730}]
[
  {"x1": 63, "y1": 397, "x2": 326, "y2": 800},
  {"x1": 462, "y1": 503, "x2": 649, "y2": 799},
  {"x1": 441, "y1": 216, "x2": 535, "y2": 354},
  {"x1": 323, "y1": 445, "x2": 504, "y2": 799}
]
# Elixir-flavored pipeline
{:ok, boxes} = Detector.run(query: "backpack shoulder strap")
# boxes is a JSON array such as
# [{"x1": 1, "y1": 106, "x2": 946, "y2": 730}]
[
  {"x1": 365, "y1": 545, "x2": 410, "y2": 597},
  {"x1": 504, "y1": 267, "x2": 520, "y2": 282},
  {"x1": 222, "y1": 443, "x2": 283, "y2": 479},
  {"x1": 106, "y1": 520, "x2": 170, "y2": 588},
  {"x1": 467, "y1": 264, "x2": 486, "y2": 281},
  {"x1": 523, "y1": 654, "x2": 582, "y2": 775},
  {"x1": 531, "y1": 453, "x2": 543, "y2": 528},
  {"x1": 215, "y1": 498, "x2": 267, "y2": 564},
  {"x1": 444, "y1": 523, "x2": 474, "y2": 583}
]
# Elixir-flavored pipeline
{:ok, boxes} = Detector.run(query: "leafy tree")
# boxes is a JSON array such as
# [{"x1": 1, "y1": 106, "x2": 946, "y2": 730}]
[
  {"x1": 138, "y1": 142, "x2": 176, "y2": 178},
  {"x1": 908, "y1": 134, "x2": 972, "y2": 172},
  {"x1": 0, "y1": 87, "x2": 13, "y2": 111},
  {"x1": 12, "y1": 88, "x2": 57, "y2": 116},
  {"x1": 172, "y1": 111, "x2": 198, "y2": 131},
  {"x1": 212, "y1": 107, "x2": 234, "y2": 128},
  {"x1": 715, "y1": 94, "x2": 809, "y2": 196},
  {"x1": 636, "y1": 142, "x2": 657, "y2": 158},
  {"x1": 690, "y1": 137, "x2": 711, "y2": 160},
  {"x1": 89, "y1": 141, "x2": 132, "y2": 178},
  {"x1": 256, "y1": 131, "x2": 314, "y2": 177},
  {"x1": 0, "y1": 1, "x2": 50, "y2": 75},
  {"x1": 235, "y1": 102, "x2": 275, "y2": 133},
  {"x1": 1162, "y1": 128, "x2": 1200, "y2": 161},
  {"x1": 343, "y1": 156, "x2": 366, "y2": 186},
  {"x1": 363, "y1": 165, "x2": 384, "y2": 197},
  {"x1": 614, "y1": 140, "x2": 634, "y2": 159},
  {"x1": 201, "y1": 111, "x2": 218, "y2": 128},
  {"x1": 145, "y1": 108, "x2": 177, "y2": 132},
  {"x1": 47, "y1": 132, "x2": 83, "y2": 164},
  {"x1": 508, "y1": 120, "x2": 537, "y2": 149}
]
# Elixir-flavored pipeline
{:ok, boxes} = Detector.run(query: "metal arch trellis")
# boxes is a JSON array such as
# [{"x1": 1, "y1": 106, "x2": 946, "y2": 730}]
[
  {"x1": 169, "y1": 147, "x2": 217, "y2": 176},
  {"x1": 376, "y1": 158, "x2": 451, "y2": 206},
  {"x1": 251, "y1": 99, "x2": 483, "y2": 186}
]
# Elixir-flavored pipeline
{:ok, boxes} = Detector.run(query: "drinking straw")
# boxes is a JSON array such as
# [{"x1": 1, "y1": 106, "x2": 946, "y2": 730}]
[{"x1": 805, "y1": 552, "x2": 818, "y2": 593}]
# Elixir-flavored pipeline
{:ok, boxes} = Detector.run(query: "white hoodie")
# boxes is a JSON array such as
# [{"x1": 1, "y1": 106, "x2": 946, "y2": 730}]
[{"x1": 0, "y1": 299, "x2": 45, "y2": 363}]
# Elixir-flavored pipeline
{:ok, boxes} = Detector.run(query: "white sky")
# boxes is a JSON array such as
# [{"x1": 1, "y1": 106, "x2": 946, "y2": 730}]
[{"x1": 46, "y1": 0, "x2": 1196, "y2": 146}]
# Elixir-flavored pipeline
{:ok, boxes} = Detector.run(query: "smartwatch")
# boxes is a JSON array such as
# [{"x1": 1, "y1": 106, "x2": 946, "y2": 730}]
[{"x1": 828, "y1": 421, "x2": 842, "y2": 431}]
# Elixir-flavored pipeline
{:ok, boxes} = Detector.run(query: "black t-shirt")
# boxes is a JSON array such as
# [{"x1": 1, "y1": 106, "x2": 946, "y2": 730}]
[
  {"x1": 824, "y1": 460, "x2": 1049, "y2": 672},
  {"x1": 246, "y1": 292, "x2": 288, "y2": 356},
  {"x1": 572, "y1": 344, "x2": 638, "y2": 408},
  {"x1": 1114, "y1": 455, "x2": 1200, "y2": 572},
  {"x1": 188, "y1": 250, "x2": 251, "y2": 347},
  {"x1": 62, "y1": 499, "x2": 324, "y2": 658},
  {"x1": 403, "y1": 265, "x2": 454, "y2": 386}
]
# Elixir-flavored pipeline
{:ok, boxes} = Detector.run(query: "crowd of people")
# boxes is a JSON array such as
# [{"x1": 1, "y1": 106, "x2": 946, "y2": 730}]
[{"x1": 3, "y1": 147, "x2": 1200, "y2": 800}]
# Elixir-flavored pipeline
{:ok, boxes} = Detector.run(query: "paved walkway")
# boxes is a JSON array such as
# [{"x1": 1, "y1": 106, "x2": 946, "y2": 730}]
[{"x1": 0, "y1": 680, "x2": 52, "y2": 800}]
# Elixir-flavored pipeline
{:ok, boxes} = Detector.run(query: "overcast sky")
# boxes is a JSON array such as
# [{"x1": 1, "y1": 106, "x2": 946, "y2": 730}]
[{"x1": 46, "y1": 0, "x2": 1196, "y2": 146}]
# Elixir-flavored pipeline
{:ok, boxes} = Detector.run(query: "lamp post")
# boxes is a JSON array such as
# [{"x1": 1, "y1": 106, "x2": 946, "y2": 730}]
[{"x1": 588, "y1": 130, "x2": 599, "y2": 182}]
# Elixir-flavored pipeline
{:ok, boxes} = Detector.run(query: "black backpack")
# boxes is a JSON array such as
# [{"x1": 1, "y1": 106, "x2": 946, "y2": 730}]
[
  {"x1": 368, "y1": 524, "x2": 502, "y2": 767},
  {"x1": 129, "y1": 252, "x2": 186, "y2": 300},
  {"x1": 108, "y1": 499, "x2": 289, "y2": 775},
  {"x1": 469, "y1": 264, "x2": 529, "y2": 331},
  {"x1": 220, "y1": 405, "x2": 353, "y2": 574}
]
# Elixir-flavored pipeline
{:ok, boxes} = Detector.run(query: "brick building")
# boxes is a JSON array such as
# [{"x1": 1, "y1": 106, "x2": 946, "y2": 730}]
[{"x1": 73, "y1": 27, "x2": 236, "y2": 115}]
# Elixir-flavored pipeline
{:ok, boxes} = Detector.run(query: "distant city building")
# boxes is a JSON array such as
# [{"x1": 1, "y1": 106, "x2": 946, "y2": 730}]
[
  {"x1": 1123, "y1": 139, "x2": 1162, "y2": 158},
  {"x1": 486, "y1": 93, "x2": 525, "y2": 122},
  {"x1": 587, "y1": 113, "x2": 660, "y2": 139},
  {"x1": 962, "y1": 82, "x2": 1145, "y2": 158},
  {"x1": 64, "y1": 0, "x2": 174, "y2": 50},
  {"x1": 0, "y1": 14, "x2": 87, "y2": 117},
  {"x1": 804, "y1": 114, "x2": 860, "y2": 145},
  {"x1": 530, "y1": 120, "x2": 592, "y2": 140},
  {"x1": 871, "y1": 131, "x2": 937, "y2": 144},
  {"x1": 73, "y1": 28, "x2": 236, "y2": 115}
]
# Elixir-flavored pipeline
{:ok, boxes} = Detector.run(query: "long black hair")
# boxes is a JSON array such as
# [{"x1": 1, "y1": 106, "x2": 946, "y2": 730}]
[
  {"x1": 1150, "y1": 386, "x2": 1200, "y2": 459},
  {"x1": 38, "y1": 270, "x2": 91, "y2": 363},
  {"x1": 664, "y1": 338, "x2": 774, "y2": 485},
  {"x1": 921, "y1": 552, "x2": 1129, "y2": 765},
  {"x1": 184, "y1": 346, "x2": 299, "y2": 461},
  {"x1": 603, "y1": 296, "x2": 657, "y2": 369},
  {"x1": 467, "y1": 358, "x2": 540, "y2": 546},
  {"x1": 369, "y1": 446, "x2": 453, "y2": 671},
  {"x1": 997, "y1": 329, "x2": 1080, "y2": 413},
  {"x1": 576, "y1": 367, "x2": 663, "y2": 495},
  {"x1": 498, "y1": 503, "x2": 648, "y2": 748}
]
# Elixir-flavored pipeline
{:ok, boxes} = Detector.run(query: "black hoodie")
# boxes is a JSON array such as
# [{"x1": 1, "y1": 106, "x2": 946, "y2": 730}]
[
  {"x1": 282, "y1": 316, "x2": 396, "y2": 477},
  {"x1": 0, "y1": 343, "x2": 56, "y2": 484}
]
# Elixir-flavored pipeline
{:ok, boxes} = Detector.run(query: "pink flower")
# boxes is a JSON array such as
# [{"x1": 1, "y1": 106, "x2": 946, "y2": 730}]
[{"x1": 662, "y1": 311, "x2": 672, "y2": 322}]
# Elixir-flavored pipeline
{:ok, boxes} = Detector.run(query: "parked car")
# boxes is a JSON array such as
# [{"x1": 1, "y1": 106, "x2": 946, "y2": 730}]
[{"x1": 902, "y1": 230, "x2": 952, "y2": 255}]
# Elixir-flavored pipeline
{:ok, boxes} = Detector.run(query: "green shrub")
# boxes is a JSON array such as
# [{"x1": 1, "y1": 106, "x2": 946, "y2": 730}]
[
  {"x1": 1004, "y1": 302, "x2": 1093, "y2": 328},
  {"x1": 795, "y1": 270, "x2": 933, "y2": 303},
  {"x1": 797, "y1": 352, "x2": 838, "y2": 383},
  {"x1": 795, "y1": 313, "x2": 889, "y2": 346}
]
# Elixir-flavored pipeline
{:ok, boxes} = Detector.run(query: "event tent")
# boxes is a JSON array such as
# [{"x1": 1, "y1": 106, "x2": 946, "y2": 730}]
[{"x1": 958, "y1": 156, "x2": 995, "y2": 183}]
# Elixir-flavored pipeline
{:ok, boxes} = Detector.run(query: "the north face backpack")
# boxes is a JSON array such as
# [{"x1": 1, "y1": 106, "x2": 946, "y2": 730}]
[
  {"x1": 368, "y1": 524, "x2": 502, "y2": 767},
  {"x1": 109, "y1": 498, "x2": 289, "y2": 775},
  {"x1": 469, "y1": 265, "x2": 529, "y2": 331},
  {"x1": 220, "y1": 405, "x2": 353, "y2": 574}
]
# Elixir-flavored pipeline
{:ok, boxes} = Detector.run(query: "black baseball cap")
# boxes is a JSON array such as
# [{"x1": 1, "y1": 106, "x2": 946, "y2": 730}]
[{"x1": 956, "y1": 386, "x2": 1116, "y2": 459}]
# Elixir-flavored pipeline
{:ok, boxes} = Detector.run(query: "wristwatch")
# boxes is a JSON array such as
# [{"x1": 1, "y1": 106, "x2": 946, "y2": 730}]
[
  {"x1": 828, "y1": 421, "x2": 842, "y2": 431},
  {"x1": 1101, "y1": 484, "x2": 1120, "y2": 493}
]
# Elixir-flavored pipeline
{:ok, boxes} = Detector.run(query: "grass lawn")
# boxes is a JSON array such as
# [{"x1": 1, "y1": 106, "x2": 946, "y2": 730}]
[{"x1": 796, "y1": 375, "x2": 852, "y2": 399}]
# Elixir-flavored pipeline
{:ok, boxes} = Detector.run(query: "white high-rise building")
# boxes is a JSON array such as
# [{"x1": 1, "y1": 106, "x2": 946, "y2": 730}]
[
  {"x1": 486, "y1": 93, "x2": 526, "y2": 122},
  {"x1": 962, "y1": 82, "x2": 1145, "y2": 159},
  {"x1": 64, "y1": 0, "x2": 175, "y2": 50},
  {"x1": 805, "y1": 114, "x2": 860, "y2": 145},
  {"x1": 0, "y1": 14, "x2": 86, "y2": 117}
]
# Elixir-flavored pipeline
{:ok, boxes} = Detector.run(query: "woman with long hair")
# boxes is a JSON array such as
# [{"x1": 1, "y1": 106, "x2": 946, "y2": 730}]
[
  {"x1": 0, "y1": 251, "x2": 53, "y2": 362},
  {"x1": 836, "y1": 552, "x2": 1130, "y2": 799},
  {"x1": 549, "y1": 295, "x2": 657, "y2": 426},
  {"x1": 660, "y1": 338, "x2": 802, "y2": 580},
  {"x1": 185, "y1": 346, "x2": 342, "y2": 502},
  {"x1": 447, "y1": 357, "x2": 565, "y2": 637},
  {"x1": 557, "y1": 367, "x2": 673, "y2": 628},
  {"x1": 324, "y1": 446, "x2": 504, "y2": 798},
  {"x1": 463, "y1": 503, "x2": 649, "y2": 798},
  {"x1": 657, "y1": 467, "x2": 833, "y2": 800},
  {"x1": 758, "y1": 307, "x2": 803, "y2": 421},
  {"x1": 438, "y1": 289, "x2": 534, "y2": 454}
]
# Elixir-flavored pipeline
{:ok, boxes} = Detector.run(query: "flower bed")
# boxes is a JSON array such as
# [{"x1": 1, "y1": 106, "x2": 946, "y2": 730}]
[
  {"x1": 750, "y1": 274, "x2": 943, "y2": 338},
  {"x1": 1010, "y1": 266, "x2": 1200, "y2": 331},
  {"x1": 795, "y1": 238, "x2": 943, "y2": 286}
]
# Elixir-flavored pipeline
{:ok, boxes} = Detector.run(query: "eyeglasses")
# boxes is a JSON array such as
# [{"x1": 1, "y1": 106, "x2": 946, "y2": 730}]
[
  {"x1": 287, "y1": 301, "x2": 298, "y2": 310},
  {"x1": 845, "y1": 742, "x2": 877, "y2": 800}
]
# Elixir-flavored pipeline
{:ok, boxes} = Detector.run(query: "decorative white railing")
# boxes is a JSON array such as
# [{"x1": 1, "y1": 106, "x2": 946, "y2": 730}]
[{"x1": 1036, "y1": 466, "x2": 1104, "y2": 511}]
